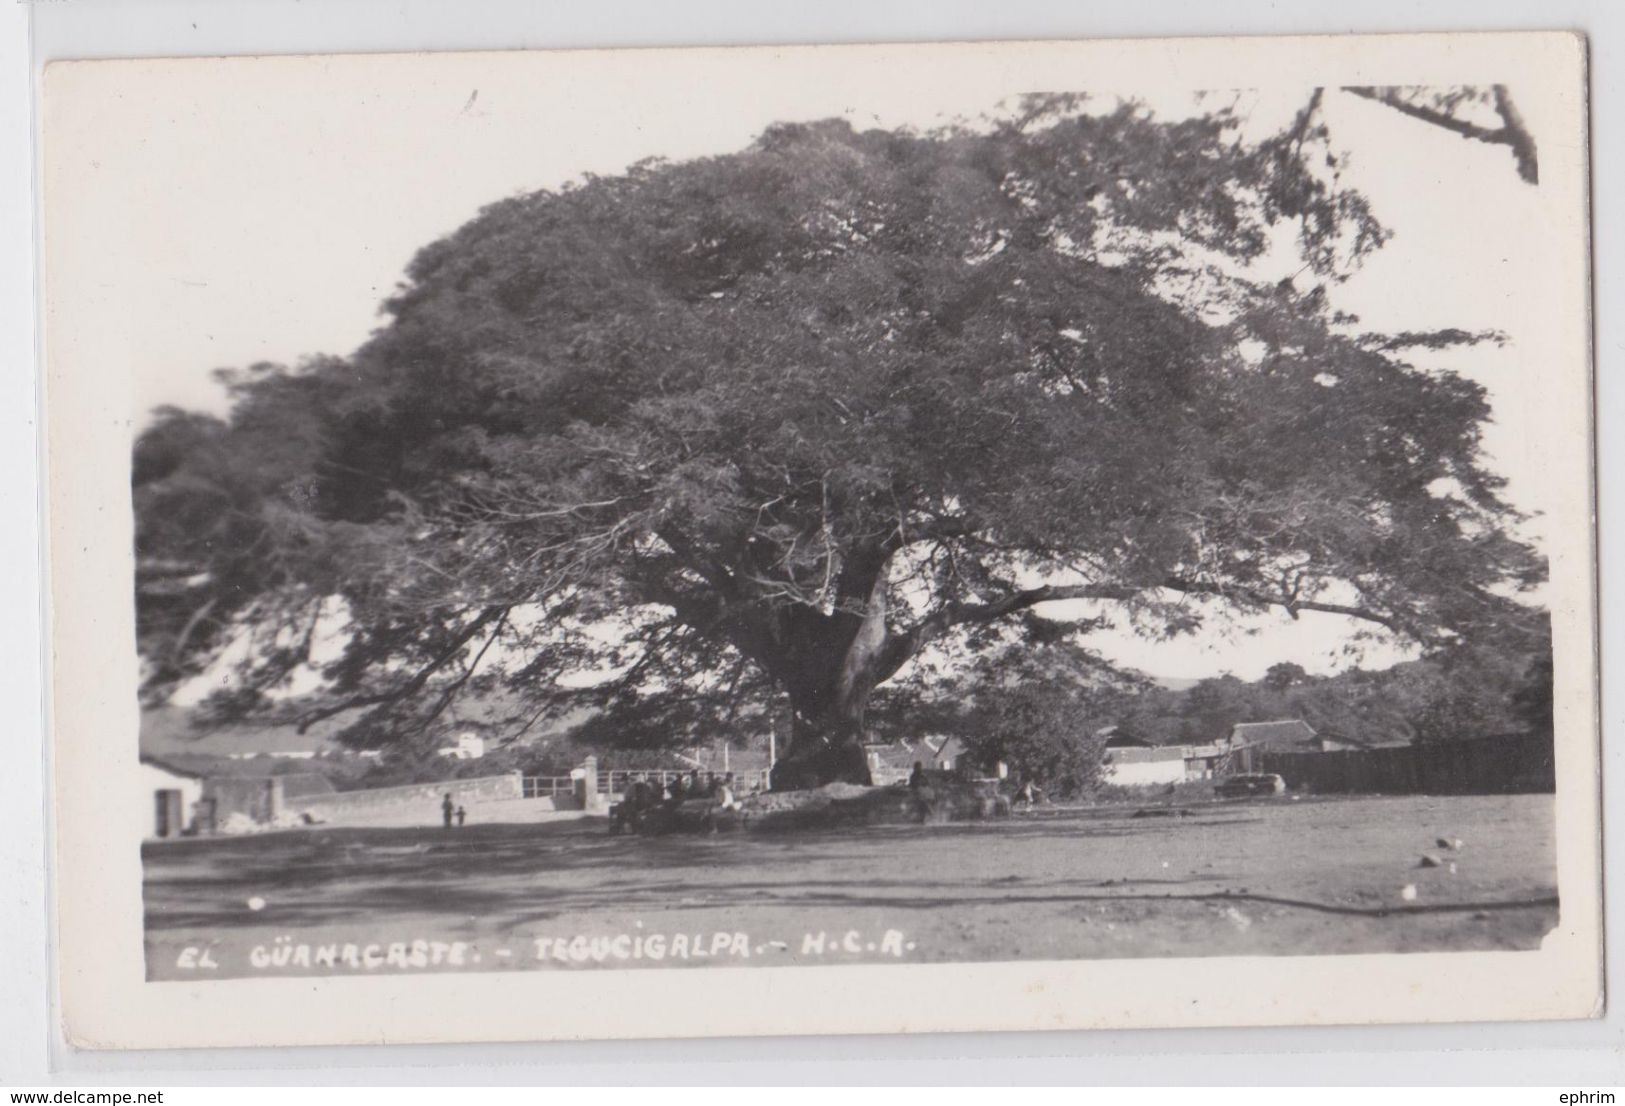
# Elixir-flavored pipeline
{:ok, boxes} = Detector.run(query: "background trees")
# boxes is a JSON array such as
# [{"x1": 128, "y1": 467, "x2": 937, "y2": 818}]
[
  {"x1": 1114, "y1": 632, "x2": 1554, "y2": 750},
  {"x1": 959, "y1": 682, "x2": 1113, "y2": 799},
  {"x1": 134, "y1": 92, "x2": 1550, "y2": 788}
]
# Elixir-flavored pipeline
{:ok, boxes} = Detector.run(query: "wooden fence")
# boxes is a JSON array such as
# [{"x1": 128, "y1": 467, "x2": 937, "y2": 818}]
[{"x1": 1247, "y1": 732, "x2": 1554, "y2": 796}]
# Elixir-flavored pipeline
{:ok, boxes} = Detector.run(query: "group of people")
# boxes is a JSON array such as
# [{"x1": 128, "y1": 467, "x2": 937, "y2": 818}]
[
  {"x1": 609, "y1": 768, "x2": 746, "y2": 835},
  {"x1": 623, "y1": 768, "x2": 742, "y2": 814},
  {"x1": 905, "y1": 761, "x2": 1045, "y2": 820}
]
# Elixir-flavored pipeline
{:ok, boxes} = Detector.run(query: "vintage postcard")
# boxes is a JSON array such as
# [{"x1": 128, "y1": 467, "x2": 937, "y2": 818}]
[{"x1": 42, "y1": 31, "x2": 1598, "y2": 1049}]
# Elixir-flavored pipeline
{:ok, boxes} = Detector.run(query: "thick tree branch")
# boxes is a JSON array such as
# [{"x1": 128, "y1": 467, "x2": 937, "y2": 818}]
[
  {"x1": 1344, "y1": 85, "x2": 1538, "y2": 184},
  {"x1": 874, "y1": 577, "x2": 1403, "y2": 685},
  {"x1": 1344, "y1": 86, "x2": 1505, "y2": 143},
  {"x1": 654, "y1": 525, "x2": 738, "y2": 595},
  {"x1": 1490, "y1": 85, "x2": 1539, "y2": 185}
]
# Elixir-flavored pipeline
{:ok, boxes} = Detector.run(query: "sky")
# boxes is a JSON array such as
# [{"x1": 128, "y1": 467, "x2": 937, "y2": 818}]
[{"x1": 63, "y1": 49, "x2": 1559, "y2": 683}]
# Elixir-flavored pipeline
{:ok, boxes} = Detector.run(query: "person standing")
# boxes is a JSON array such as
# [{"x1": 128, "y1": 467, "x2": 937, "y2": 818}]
[
  {"x1": 908, "y1": 762, "x2": 935, "y2": 822},
  {"x1": 441, "y1": 792, "x2": 455, "y2": 829}
]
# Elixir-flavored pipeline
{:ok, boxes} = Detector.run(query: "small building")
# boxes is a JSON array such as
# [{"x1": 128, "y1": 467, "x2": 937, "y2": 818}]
[
  {"x1": 1182, "y1": 742, "x2": 1230, "y2": 779},
  {"x1": 923, "y1": 735, "x2": 965, "y2": 772},
  {"x1": 139, "y1": 755, "x2": 205, "y2": 839},
  {"x1": 864, "y1": 740, "x2": 921, "y2": 785},
  {"x1": 1227, "y1": 720, "x2": 1321, "y2": 774},
  {"x1": 439, "y1": 731, "x2": 486, "y2": 760},
  {"x1": 1103, "y1": 745, "x2": 1188, "y2": 786},
  {"x1": 1104, "y1": 740, "x2": 1237, "y2": 785}
]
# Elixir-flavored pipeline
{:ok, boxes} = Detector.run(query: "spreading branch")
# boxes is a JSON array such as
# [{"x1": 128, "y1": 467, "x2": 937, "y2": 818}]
[{"x1": 1344, "y1": 85, "x2": 1538, "y2": 184}]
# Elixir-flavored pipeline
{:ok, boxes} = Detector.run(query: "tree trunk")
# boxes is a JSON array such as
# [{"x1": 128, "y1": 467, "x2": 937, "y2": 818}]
[
  {"x1": 766, "y1": 570, "x2": 892, "y2": 791},
  {"x1": 768, "y1": 703, "x2": 875, "y2": 791}
]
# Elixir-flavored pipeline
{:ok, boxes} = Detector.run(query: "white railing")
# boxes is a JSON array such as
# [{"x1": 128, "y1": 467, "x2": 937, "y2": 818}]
[
  {"x1": 519, "y1": 776, "x2": 575, "y2": 799},
  {"x1": 597, "y1": 768, "x2": 773, "y2": 797},
  {"x1": 522, "y1": 768, "x2": 773, "y2": 801}
]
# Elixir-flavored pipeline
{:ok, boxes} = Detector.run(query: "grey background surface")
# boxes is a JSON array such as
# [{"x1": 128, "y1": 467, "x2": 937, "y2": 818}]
[{"x1": 4, "y1": 0, "x2": 1619, "y2": 1085}]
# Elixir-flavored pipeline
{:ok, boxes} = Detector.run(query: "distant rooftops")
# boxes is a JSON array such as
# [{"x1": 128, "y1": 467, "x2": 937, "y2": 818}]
[
  {"x1": 1228, "y1": 720, "x2": 1318, "y2": 750},
  {"x1": 1100, "y1": 724, "x2": 1153, "y2": 749}
]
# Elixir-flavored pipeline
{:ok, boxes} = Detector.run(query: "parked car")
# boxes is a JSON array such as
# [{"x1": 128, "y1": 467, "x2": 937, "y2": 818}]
[{"x1": 1215, "y1": 773, "x2": 1287, "y2": 798}]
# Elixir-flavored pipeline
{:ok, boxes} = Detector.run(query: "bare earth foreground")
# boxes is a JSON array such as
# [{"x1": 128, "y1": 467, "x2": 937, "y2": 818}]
[{"x1": 143, "y1": 793, "x2": 1556, "y2": 980}]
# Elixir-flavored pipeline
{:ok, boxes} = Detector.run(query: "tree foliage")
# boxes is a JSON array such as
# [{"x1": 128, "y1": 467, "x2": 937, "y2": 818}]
[
  {"x1": 133, "y1": 92, "x2": 1549, "y2": 787},
  {"x1": 959, "y1": 680, "x2": 1114, "y2": 799}
]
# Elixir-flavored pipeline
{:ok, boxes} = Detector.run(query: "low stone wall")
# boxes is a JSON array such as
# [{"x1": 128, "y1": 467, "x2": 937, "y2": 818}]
[
  {"x1": 744, "y1": 778, "x2": 1010, "y2": 833},
  {"x1": 289, "y1": 772, "x2": 525, "y2": 820},
  {"x1": 508, "y1": 794, "x2": 574, "y2": 813}
]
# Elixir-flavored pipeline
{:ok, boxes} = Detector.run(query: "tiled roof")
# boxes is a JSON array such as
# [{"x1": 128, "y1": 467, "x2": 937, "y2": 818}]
[
  {"x1": 1228, "y1": 720, "x2": 1317, "y2": 750},
  {"x1": 864, "y1": 740, "x2": 925, "y2": 769}
]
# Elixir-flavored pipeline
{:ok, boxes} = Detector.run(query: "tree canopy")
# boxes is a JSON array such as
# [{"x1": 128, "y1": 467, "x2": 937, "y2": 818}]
[{"x1": 133, "y1": 91, "x2": 1549, "y2": 788}]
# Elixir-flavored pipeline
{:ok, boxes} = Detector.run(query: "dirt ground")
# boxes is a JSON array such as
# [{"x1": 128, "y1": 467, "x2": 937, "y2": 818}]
[{"x1": 143, "y1": 793, "x2": 1557, "y2": 980}]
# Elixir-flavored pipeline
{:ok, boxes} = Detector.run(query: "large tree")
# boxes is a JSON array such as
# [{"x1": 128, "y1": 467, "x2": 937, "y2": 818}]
[{"x1": 134, "y1": 93, "x2": 1548, "y2": 788}]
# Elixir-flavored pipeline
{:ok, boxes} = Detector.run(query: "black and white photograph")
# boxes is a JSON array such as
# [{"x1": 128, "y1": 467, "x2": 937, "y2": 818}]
[{"x1": 41, "y1": 32, "x2": 1599, "y2": 1047}]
